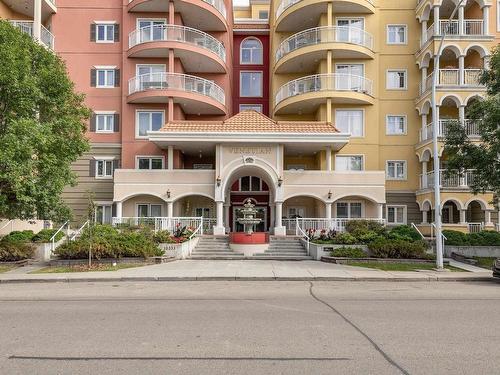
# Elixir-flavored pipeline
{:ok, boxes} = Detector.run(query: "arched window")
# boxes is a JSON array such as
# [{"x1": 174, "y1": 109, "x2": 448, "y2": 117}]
[{"x1": 240, "y1": 38, "x2": 263, "y2": 65}]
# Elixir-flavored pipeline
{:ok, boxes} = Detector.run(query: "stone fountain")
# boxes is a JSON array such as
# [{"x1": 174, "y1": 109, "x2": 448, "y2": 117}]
[{"x1": 237, "y1": 198, "x2": 262, "y2": 234}]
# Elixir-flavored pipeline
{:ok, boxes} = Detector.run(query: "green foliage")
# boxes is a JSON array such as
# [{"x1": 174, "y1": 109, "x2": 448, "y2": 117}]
[
  {"x1": 331, "y1": 232, "x2": 357, "y2": 245},
  {"x1": 444, "y1": 45, "x2": 500, "y2": 203},
  {"x1": 388, "y1": 225, "x2": 422, "y2": 242},
  {"x1": 54, "y1": 224, "x2": 164, "y2": 260},
  {"x1": 368, "y1": 238, "x2": 429, "y2": 259},
  {"x1": 0, "y1": 21, "x2": 90, "y2": 222},
  {"x1": 31, "y1": 229, "x2": 64, "y2": 243},
  {"x1": 330, "y1": 247, "x2": 367, "y2": 258},
  {"x1": 443, "y1": 230, "x2": 500, "y2": 246},
  {"x1": 0, "y1": 240, "x2": 35, "y2": 261},
  {"x1": 153, "y1": 230, "x2": 175, "y2": 244},
  {"x1": 345, "y1": 220, "x2": 386, "y2": 235},
  {"x1": 1, "y1": 230, "x2": 34, "y2": 243}
]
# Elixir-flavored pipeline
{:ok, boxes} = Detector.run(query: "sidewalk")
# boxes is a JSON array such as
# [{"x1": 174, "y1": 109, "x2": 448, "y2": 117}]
[{"x1": 0, "y1": 260, "x2": 495, "y2": 283}]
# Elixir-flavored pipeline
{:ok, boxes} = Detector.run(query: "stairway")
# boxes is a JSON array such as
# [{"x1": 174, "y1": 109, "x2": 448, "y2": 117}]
[
  {"x1": 190, "y1": 236, "x2": 244, "y2": 260},
  {"x1": 252, "y1": 237, "x2": 311, "y2": 260}
]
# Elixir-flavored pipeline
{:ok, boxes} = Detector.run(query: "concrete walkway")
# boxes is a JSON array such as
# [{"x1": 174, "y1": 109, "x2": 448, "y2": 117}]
[{"x1": 0, "y1": 260, "x2": 494, "y2": 283}]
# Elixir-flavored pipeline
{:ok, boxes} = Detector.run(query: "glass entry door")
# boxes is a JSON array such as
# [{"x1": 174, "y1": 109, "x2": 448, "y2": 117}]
[
  {"x1": 336, "y1": 64, "x2": 364, "y2": 91},
  {"x1": 138, "y1": 19, "x2": 166, "y2": 42},
  {"x1": 233, "y1": 206, "x2": 267, "y2": 232},
  {"x1": 336, "y1": 18, "x2": 364, "y2": 44}
]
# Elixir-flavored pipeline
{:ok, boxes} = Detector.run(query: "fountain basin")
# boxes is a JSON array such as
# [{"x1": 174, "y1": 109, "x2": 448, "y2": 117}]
[{"x1": 229, "y1": 232, "x2": 269, "y2": 256}]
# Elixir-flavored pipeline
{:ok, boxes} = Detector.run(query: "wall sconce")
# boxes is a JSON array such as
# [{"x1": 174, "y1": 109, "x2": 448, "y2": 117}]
[
  {"x1": 216, "y1": 176, "x2": 221, "y2": 187},
  {"x1": 328, "y1": 190, "x2": 332, "y2": 200},
  {"x1": 277, "y1": 177, "x2": 283, "y2": 187},
  {"x1": 166, "y1": 189, "x2": 171, "y2": 199}
]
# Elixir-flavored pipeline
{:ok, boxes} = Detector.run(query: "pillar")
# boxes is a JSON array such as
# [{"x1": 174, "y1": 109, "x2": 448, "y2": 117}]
[
  {"x1": 458, "y1": 105, "x2": 465, "y2": 123},
  {"x1": 213, "y1": 201, "x2": 225, "y2": 235},
  {"x1": 327, "y1": 2, "x2": 333, "y2": 26},
  {"x1": 459, "y1": 55, "x2": 465, "y2": 85},
  {"x1": 169, "y1": 1, "x2": 175, "y2": 24},
  {"x1": 33, "y1": 0, "x2": 42, "y2": 42},
  {"x1": 224, "y1": 204, "x2": 230, "y2": 232},
  {"x1": 115, "y1": 201, "x2": 123, "y2": 218},
  {"x1": 377, "y1": 204, "x2": 384, "y2": 220},
  {"x1": 433, "y1": 6, "x2": 440, "y2": 36},
  {"x1": 421, "y1": 20, "x2": 427, "y2": 42},
  {"x1": 421, "y1": 66, "x2": 428, "y2": 93},
  {"x1": 485, "y1": 210, "x2": 492, "y2": 226},
  {"x1": 167, "y1": 146, "x2": 174, "y2": 170},
  {"x1": 167, "y1": 201, "x2": 173, "y2": 217},
  {"x1": 325, "y1": 146, "x2": 332, "y2": 171},
  {"x1": 274, "y1": 202, "x2": 286, "y2": 236},
  {"x1": 421, "y1": 113, "x2": 427, "y2": 139},
  {"x1": 325, "y1": 203, "x2": 332, "y2": 220},
  {"x1": 482, "y1": 6, "x2": 489, "y2": 35},
  {"x1": 458, "y1": 5, "x2": 465, "y2": 35},
  {"x1": 460, "y1": 209, "x2": 467, "y2": 224},
  {"x1": 422, "y1": 160, "x2": 428, "y2": 188},
  {"x1": 422, "y1": 210, "x2": 428, "y2": 224}
]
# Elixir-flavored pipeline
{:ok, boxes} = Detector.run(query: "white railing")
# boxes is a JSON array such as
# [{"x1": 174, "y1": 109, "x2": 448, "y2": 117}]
[
  {"x1": 128, "y1": 72, "x2": 225, "y2": 105},
  {"x1": 464, "y1": 20, "x2": 483, "y2": 35},
  {"x1": 70, "y1": 220, "x2": 89, "y2": 241},
  {"x1": 276, "y1": 26, "x2": 373, "y2": 62},
  {"x1": 50, "y1": 221, "x2": 69, "y2": 254},
  {"x1": 112, "y1": 217, "x2": 215, "y2": 235},
  {"x1": 468, "y1": 222, "x2": 484, "y2": 233},
  {"x1": 440, "y1": 69, "x2": 459, "y2": 85},
  {"x1": 419, "y1": 119, "x2": 480, "y2": 142},
  {"x1": 421, "y1": 69, "x2": 483, "y2": 94},
  {"x1": 9, "y1": 21, "x2": 54, "y2": 49},
  {"x1": 275, "y1": 73, "x2": 373, "y2": 104},
  {"x1": 0, "y1": 220, "x2": 14, "y2": 233},
  {"x1": 464, "y1": 69, "x2": 482, "y2": 85},
  {"x1": 129, "y1": 24, "x2": 225, "y2": 62},
  {"x1": 430, "y1": 223, "x2": 447, "y2": 257},
  {"x1": 411, "y1": 223, "x2": 426, "y2": 240},
  {"x1": 422, "y1": 19, "x2": 484, "y2": 45},
  {"x1": 439, "y1": 20, "x2": 459, "y2": 35},
  {"x1": 128, "y1": 0, "x2": 226, "y2": 18},
  {"x1": 284, "y1": 217, "x2": 386, "y2": 235},
  {"x1": 420, "y1": 169, "x2": 476, "y2": 189}
]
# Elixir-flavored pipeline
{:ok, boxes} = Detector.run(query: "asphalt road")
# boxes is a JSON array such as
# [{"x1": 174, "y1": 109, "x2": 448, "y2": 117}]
[{"x1": 1, "y1": 280, "x2": 499, "y2": 375}]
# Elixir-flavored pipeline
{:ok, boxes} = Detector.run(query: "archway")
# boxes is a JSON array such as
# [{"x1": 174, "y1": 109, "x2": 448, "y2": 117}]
[
  {"x1": 441, "y1": 199, "x2": 461, "y2": 224},
  {"x1": 283, "y1": 195, "x2": 326, "y2": 234}
]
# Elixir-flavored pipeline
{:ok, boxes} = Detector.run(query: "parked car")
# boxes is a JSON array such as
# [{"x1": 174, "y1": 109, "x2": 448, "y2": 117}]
[{"x1": 493, "y1": 259, "x2": 500, "y2": 278}]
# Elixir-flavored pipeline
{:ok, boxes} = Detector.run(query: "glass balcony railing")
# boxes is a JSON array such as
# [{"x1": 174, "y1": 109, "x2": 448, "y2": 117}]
[{"x1": 9, "y1": 21, "x2": 54, "y2": 50}]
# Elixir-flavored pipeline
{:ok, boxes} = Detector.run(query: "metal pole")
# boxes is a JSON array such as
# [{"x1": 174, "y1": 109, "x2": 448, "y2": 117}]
[{"x1": 431, "y1": 0, "x2": 466, "y2": 269}]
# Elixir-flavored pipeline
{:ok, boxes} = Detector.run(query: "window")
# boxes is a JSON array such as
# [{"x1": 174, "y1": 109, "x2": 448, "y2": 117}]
[
  {"x1": 335, "y1": 110, "x2": 364, "y2": 137},
  {"x1": 336, "y1": 64, "x2": 364, "y2": 91},
  {"x1": 387, "y1": 70, "x2": 407, "y2": 89},
  {"x1": 96, "y1": 24, "x2": 115, "y2": 42},
  {"x1": 336, "y1": 202, "x2": 362, "y2": 219},
  {"x1": 336, "y1": 18, "x2": 364, "y2": 44},
  {"x1": 195, "y1": 208, "x2": 211, "y2": 218},
  {"x1": 137, "y1": 157, "x2": 163, "y2": 170},
  {"x1": 240, "y1": 38, "x2": 263, "y2": 64},
  {"x1": 137, "y1": 19, "x2": 166, "y2": 42},
  {"x1": 258, "y1": 10, "x2": 269, "y2": 20},
  {"x1": 335, "y1": 156, "x2": 363, "y2": 171},
  {"x1": 386, "y1": 115, "x2": 407, "y2": 135},
  {"x1": 96, "y1": 69, "x2": 115, "y2": 87},
  {"x1": 386, "y1": 160, "x2": 407, "y2": 180},
  {"x1": 387, "y1": 205, "x2": 406, "y2": 225},
  {"x1": 288, "y1": 207, "x2": 305, "y2": 218},
  {"x1": 239, "y1": 104, "x2": 263, "y2": 113},
  {"x1": 96, "y1": 159, "x2": 114, "y2": 179},
  {"x1": 240, "y1": 176, "x2": 261, "y2": 191},
  {"x1": 95, "y1": 204, "x2": 112, "y2": 224},
  {"x1": 387, "y1": 25, "x2": 407, "y2": 44},
  {"x1": 240, "y1": 72, "x2": 263, "y2": 97},
  {"x1": 137, "y1": 204, "x2": 162, "y2": 217},
  {"x1": 96, "y1": 114, "x2": 114, "y2": 132},
  {"x1": 136, "y1": 111, "x2": 164, "y2": 138}
]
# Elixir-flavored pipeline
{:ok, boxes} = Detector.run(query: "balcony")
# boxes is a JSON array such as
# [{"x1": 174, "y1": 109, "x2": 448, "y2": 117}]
[
  {"x1": 128, "y1": 25, "x2": 226, "y2": 73},
  {"x1": 3, "y1": 0, "x2": 56, "y2": 21},
  {"x1": 274, "y1": 73, "x2": 373, "y2": 115},
  {"x1": 419, "y1": 68, "x2": 483, "y2": 95},
  {"x1": 127, "y1": 72, "x2": 226, "y2": 115},
  {"x1": 10, "y1": 21, "x2": 54, "y2": 50},
  {"x1": 421, "y1": 19, "x2": 486, "y2": 46},
  {"x1": 275, "y1": 26, "x2": 374, "y2": 73},
  {"x1": 419, "y1": 169, "x2": 476, "y2": 190},
  {"x1": 419, "y1": 119, "x2": 480, "y2": 143},
  {"x1": 275, "y1": 0, "x2": 375, "y2": 32},
  {"x1": 127, "y1": 0, "x2": 227, "y2": 31}
]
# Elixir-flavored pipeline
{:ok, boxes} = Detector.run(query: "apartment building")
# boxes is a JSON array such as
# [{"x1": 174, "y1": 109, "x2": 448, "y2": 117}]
[{"x1": 1, "y1": 0, "x2": 499, "y2": 235}]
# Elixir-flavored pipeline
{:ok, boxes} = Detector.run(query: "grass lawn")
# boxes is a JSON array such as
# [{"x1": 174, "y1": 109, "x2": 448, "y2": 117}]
[
  {"x1": 0, "y1": 265, "x2": 15, "y2": 273},
  {"x1": 32, "y1": 263, "x2": 149, "y2": 274},
  {"x1": 472, "y1": 257, "x2": 496, "y2": 270},
  {"x1": 345, "y1": 262, "x2": 464, "y2": 272}
]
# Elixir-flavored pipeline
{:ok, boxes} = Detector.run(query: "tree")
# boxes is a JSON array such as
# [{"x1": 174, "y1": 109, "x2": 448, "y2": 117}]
[
  {"x1": 0, "y1": 21, "x2": 90, "y2": 221},
  {"x1": 444, "y1": 45, "x2": 500, "y2": 205}
]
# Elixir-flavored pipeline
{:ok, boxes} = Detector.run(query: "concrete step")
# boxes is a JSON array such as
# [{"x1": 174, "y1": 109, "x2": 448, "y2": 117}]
[
  {"x1": 193, "y1": 249, "x2": 233, "y2": 253},
  {"x1": 251, "y1": 255, "x2": 312, "y2": 260}
]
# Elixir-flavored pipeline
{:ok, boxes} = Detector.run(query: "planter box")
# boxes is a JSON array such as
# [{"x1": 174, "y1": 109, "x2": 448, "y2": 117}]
[
  {"x1": 303, "y1": 240, "x2": 368, "y2": 261},
  {"x1": 34, "y1": 238, "x2": 66, "y2": 262},
  {"x1": 321, "y1": 256, "x2": 447, "y2": 265},
  {"x1": 158, "y1": 237, "x2": 199, "y2": 259},
  {"x1": 49, "y1": 257, "x2": 152, "y2": 267},
  {"x1": 445, "y1": 246, "x2": 500, "y2": 258}
]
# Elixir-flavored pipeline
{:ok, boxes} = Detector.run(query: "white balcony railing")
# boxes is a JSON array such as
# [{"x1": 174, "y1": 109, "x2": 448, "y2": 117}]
[
  {"x1": 9, "y1": 21, "x2": 54, "y2": 49},
  {"x1": 129, "y1": 24, "x2": 225, "y2": 62},
  {"x1": 275, "y1": 73, "x2": 373, "y2": 104},
  {"x1": 128, "y1": 0, "x2": 226, "y2": 18},
  {"x1": 283, "y1": 217, "x2": 385, "y2": 235},
  {"x1": 421, "y1": 19, "x2": 484, "y2": 45},
  {"x1": 128, "y1": 72, "x2": 225, "y2": 105},
  {"x1": 275, "y1": 26, "x2": 373, "y2": 62},
  {"x1": 420, "y1": 169, "x2": 476, "y2": 190},
  {"x1": 419, "y1": 119, "x2": 480, "y2": 142},
  {"x1": 419, "y1": 68, "x2": 483, "y2": 94}
]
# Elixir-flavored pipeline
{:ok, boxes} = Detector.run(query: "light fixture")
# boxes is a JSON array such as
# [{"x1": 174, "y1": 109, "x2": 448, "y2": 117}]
[
  {"x1": 166, "y1": 189, "x2": 171, "y2": 199},
  {"x1": 216, "y1": 176, "x2": 221, "y2": 187},
  {"x1": 328, "y1": 190, "x2": 332, "y2": 200},
  {"x1": 199, "y1": 150, "x2": 203, "y2": 159},
  {"x1": 277, "y1": 177, "x2": 283, "y2": 187}
]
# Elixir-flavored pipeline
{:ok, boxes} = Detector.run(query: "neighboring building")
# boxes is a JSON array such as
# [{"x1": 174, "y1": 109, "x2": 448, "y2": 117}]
[{"x1": 1, "y1": 0, "x2": 499, "y2": 235}]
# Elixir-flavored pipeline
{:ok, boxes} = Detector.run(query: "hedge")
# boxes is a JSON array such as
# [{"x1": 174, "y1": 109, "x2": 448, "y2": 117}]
[
  {"x1": 0, "y1": 240, "x2": 34, "y2": 261},
  {"x1": 368, "y1": 238, "x2": 430, "y2": 259},
  {"x1": 443, "y1": 230, "x2": 500, "y2": 246}
]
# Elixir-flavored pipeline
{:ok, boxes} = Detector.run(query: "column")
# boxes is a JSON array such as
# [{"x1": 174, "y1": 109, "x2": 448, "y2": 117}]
[
  {"x1": 325, "y1": 146, "x2": 332, "y2": 171},
  {"x1": 422, "y1": 210, "x2": 428, "y2": 224},
  {"x1": 435, "y1": 105, "x2": 440, "y2": 134},
  {"x1": 213, "y1": 201, "x2": 225, "y2": 235},
  {"x1": 485, "y1": 210, "x2": 493, "y2": 226},
  {"x1": 325, "y1": 203, "x2": 332, "y2": 220},
  {"x1": 421, "y1": 66, "x2": 428, "y2": 94},
  {"x1": 377, "y1": 204, "x2": 384, "y2": 220},
  {"x1": 167, "y1": 201, "x2": 173, "y2": 217},
  {"x1": 33, "y1": 0, "x2": 42, "y2": 42},
  {"x1": 421, "y1": 20, "x2": 427, "y2": 43},
  {"x1": 421, "y1": 113, "x2": 427, "y2": 140},
  {"x1": 224, "y1": 204, "x2": 230, "y2": 232},
  {"x1": 459, "y1": 209, "x2": 467, "y2": 224},
  {"x1": 458, "y1": 105, "x2": 465, "y2": 123},
  {"x1": 274, "y1": 202, "x2": 286, "y2": 236},
  {"x1": 115, "y1": 201, "x2": 123, "y2": 218},
  {"x1": 458, "y1": 55, "x2": 465, "y2": 85},
  {"x1": 482, "y1": 6, "x2": 489, "y2": 35},
  {"x1": 458, "y1": 5, "x2": 465, "y2": 35},
  {"x1": 167, "y1": 146, "x2": 174, "y2": 170},
  {"x1": 433, "y1": 6, "x2": 440, "y2": 36},
  {"x1": 422, "y1": 161, "x2": 428, "y2": 188},
  {"x1": 169, "y1": 1, "x2": 175, "y2": 24}
]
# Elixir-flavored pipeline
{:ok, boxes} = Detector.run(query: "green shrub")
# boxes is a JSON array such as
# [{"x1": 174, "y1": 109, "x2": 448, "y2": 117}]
[
  {"x1": 330, "y1": 247, "x2": 367, "y2": 258},
  {"x1": 468, "y1": 231, "x2": 500, "y2": 246},
  {"x1": 0, "y1": 241, "x2": 35, "y2": 261},
  {"x1": 153, "y1": 230, "x2": 174, "y2": 244},
  {"x1": 2, "y1": 230, "x2": 34, "y2": 243},
  {"x1": 368, "y1": 238, "x2": 429, "y2": 259},
  {"x1": 345, "y1": 220, "x2": 386, "y2": 235},
  {"x1": 388, "y1": 225, "x2": 422, "y2": 242},
  {"x1": 332, "y1": 232, "x2": 357, "y2": 245},
  {"x1": 352, "y1": 230, "x2": 383, "y2": 244},
  {"x1": 443, "y1": 230, "x2": 469, "y2": 246},
  {"x1": 31, "y1": 229, "x2": 64, "y2": 243}
]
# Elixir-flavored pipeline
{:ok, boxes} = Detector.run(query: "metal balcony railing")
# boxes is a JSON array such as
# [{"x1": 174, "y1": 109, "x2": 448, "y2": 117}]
[
  {"x1": 275, "y1": 73, "x2": 373, "y2": 105},
  {"x1": 275, "y1": 26, "x2": 373, "y2": 62},
  {"x1": 420, "y1": 169, "x2": 476, "y2": 190},
  {"x1": 9, "y1": 21, "x2": 54, "y2": 49},
  {"x1": 129, "y1": 24, "x2": 225, "y2": 62},
  {"x1": 421, "y1": 19, "x2": 484, "y2": 45},
  {"x1": 419, "y1": 119, "x2": 480, "y2": 142},
  {"x1": 419, "y1": 68, "x2": 483, "y2": 94},
  {"x1": 128, "y1": 72, "x2": 225, "y2": 105}
]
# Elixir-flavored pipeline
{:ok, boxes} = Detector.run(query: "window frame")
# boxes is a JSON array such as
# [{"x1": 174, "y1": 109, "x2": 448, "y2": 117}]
[
  {"x1": 95, "y1": 157, "x2": 115, "y2": 179},
  {"x1": 135, "y1": 110, "x2": 165, "y2": 139},
  {"x1": 239, "y1": 104, "x2": 263, "y2": 113},
  {"x1": 240, "y1": 37, "x2": 263, "y2": 65},
  {"x1": 95, "y1": 67, "x2": 116, "y2": 88},
  {"x1": 95, "y1": 22, "x2": 115, "y2": 43},
  {"x1": 335, "y1": 201, "x2": 364, "y2": 219},
  {"x1": 386, "y1": 69, "x2": 408, "y2": 90},
  {"x1": 135, "y1": 156, "x2": 165, "y2": 170},
  {"x1": 95, "y1": 111, "x2": 115, "y2": 133},
  {"x1": 385, "y1": 115, "x2": 407, "y2": 135},
  {"x1": 335, "y1": 109, "x2": 365, "y2": 138},
  {"x1": 95, "y1": 202, "x2": 113, "y2": 224},
  {"x1": 136, "y1": 203, "x2": 163, "y2": 218},
  {"x1": 386, "y1": 24, "x2": 407, "y2": 45},
  {"x1": 239, "y1": 71, "x2": 263, "y2": 97},
  {"x1": 386, "y1": 160, "x2": 407, "y2": 180},
  {"x1": 386, "y1": 205, "x2": 407, "y2": 225},
  {"x1": 335, "y1": 155, "x2": 364, "y2": 172}
]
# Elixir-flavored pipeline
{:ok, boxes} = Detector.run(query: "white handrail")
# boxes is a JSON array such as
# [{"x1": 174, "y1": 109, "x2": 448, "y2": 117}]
[
  {"x1": 296, "y1": 217, "x2": 310, "y2": 256},
  {"x1": 411, "y1": 223, "x2": 426, "y2": 240},
  {"x1": 0, "y1": 220, "x2": 13, "y2": 233},
  {"x1": 189, "y1": 217, "x2": 204, "y2": 240},
  {"x1": 50, "y1": 221, "x2": 69, "y2": 253},
  {"x1": 70, "y1": 220, "x2": 89, "y2": 241}
]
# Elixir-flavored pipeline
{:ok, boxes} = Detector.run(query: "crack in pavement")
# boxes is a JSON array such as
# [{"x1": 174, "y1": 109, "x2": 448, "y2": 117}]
[{"x1": 308, "y1": 281, "x2": 410, "y2": 375}]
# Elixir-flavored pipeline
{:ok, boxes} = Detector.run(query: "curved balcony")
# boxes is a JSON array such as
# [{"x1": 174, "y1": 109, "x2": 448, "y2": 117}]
[
  {"x1": 276, "y1": 0, "x2": 375, "y2": 32},
  {"x1": 128, "y1": 25, "x2": 226, "y2": 73},
  {"x1": 274, "y1": 73, "x2": 373, "y2": 115},
  {"x1": 127, "y1": 0, "x2": 227, "y2": 31},
  {"x1": 275, "y1": 26, "x2": 374, "y2": 73},
  {"x1": 128, "y1": 73, "x2": 226, "y2": 115}
]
